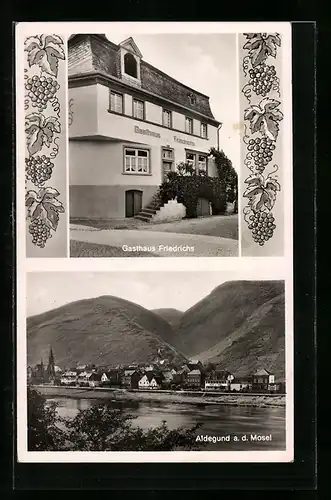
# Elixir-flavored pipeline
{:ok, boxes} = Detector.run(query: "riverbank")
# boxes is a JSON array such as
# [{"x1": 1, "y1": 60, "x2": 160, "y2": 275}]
[{"x1": 32, "y1": 385, "x2": 285, "y2": 408}]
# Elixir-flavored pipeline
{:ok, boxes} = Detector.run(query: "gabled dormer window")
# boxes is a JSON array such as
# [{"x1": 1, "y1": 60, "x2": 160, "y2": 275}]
[
  {"x1": 124, "y1": 53, "x2": 137, "y2": 78},
  {"x1": 188, "y1": 93, "x2": 197, "y2": 105},
  {"x1": 119, "y1": 37, "x2": 142, "y2": 84}
]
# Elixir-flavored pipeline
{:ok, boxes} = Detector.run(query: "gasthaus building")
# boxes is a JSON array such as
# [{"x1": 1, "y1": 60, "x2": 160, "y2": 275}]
[{"x1": 68, "y1": 34, "x2": 222, "y2": 220}]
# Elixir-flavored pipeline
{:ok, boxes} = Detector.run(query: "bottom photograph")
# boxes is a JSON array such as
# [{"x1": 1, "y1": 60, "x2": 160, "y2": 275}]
[{"x1": 25, "y1": 272, "x2": 287, "y2": 454}]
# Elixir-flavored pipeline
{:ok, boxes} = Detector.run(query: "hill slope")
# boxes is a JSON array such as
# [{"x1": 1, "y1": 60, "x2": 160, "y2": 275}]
[
  {"x1": 173, "y1": 280, "x2": 284, "y2": 357},
  {"x1": 197, "y1": 293, "x2": 285, "y2": 377},
  {"x1": 27, "y1": 295, "x2": 184, "y2": 368},
  {"x1": 152, "y1": 308, "x2": 184, "y2": 329}
]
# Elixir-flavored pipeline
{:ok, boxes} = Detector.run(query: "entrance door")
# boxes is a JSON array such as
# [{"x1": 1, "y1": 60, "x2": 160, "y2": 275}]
[
  {"x1": 197, "y1": 198, "x2": 210, "y2": 217},
  {"x1": 125, "y1": 190, "x2": 142, "y2": 218},
  {"x1": 162, "y1": 161, "x2": 172, "y2": 181}
]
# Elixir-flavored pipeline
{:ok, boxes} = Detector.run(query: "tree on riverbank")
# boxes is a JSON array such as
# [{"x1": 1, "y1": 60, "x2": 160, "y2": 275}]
[
  {"x1": 28, "y1": 386, "x2": 66, "y2": 451},
  {"x1": 27, "y1": 387, "x2": 204, "y2": 451}
]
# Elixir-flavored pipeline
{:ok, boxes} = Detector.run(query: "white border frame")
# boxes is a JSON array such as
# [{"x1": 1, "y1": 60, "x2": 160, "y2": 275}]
[{"x1": 16, "y1": 21, "x2": 293, "y2": 464}]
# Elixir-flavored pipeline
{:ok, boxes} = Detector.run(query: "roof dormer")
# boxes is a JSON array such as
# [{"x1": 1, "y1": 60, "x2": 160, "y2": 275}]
[{"x1": 119, "y1": 37, "x2": 142, "y2": 86}]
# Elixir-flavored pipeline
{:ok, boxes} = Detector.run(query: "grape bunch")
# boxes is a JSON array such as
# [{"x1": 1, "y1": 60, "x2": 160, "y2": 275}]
[
  {"x1": 28, "y1": 218, "x2": 51, "y2": 248},
  {"x1": 25, "y1": 75, "x2": 60, "y2": 112},
  {"x1": 25, "y1": 155, "x2": 54, "y2": 186},
  {"x1": 248, "y1": 211, "x2": 276, "y2": 246},
  {"x1": 249, "y1": 63, "x2": 277, "y2": 97},
  {"x1": 247, "y1": 137, "x2": 276, "y2": 172}
]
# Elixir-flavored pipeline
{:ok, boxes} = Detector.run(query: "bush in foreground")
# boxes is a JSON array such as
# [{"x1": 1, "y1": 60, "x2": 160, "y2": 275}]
[{"x1": 27, "y1": 387, "x2": 204, "y2": 452}]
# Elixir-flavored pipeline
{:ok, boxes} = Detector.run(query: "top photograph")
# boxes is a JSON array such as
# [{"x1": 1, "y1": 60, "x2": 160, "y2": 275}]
[
  {"x1": 68, "y1": 33, "x2": 239, "y2": 258},
  {"x1": 22, "y1": 26, "x2": 288, "y2": 258}
]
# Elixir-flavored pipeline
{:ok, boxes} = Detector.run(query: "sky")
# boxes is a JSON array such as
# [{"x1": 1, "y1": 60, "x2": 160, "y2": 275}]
[
  {"x1": 26, "y1": 272, "x2": 232, "y2": 317},
  {"x1": 107, "y1": 33, "x2": 240, "y2": 172}
]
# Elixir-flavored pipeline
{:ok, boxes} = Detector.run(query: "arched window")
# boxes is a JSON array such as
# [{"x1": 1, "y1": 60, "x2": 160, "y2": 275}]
[{"x1": 124, "y1": 53, "x2": 137, "y2": 78}]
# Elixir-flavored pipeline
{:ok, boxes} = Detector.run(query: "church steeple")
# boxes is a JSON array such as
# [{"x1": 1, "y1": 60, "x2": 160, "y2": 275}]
[{"x1": 47, "y1": 346, "x2": 56, "y2": 379}]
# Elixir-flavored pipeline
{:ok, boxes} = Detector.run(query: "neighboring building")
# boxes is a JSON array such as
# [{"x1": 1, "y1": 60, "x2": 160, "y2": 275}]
[
  {"x1": 76, "y1": 364, "x2": 87, "y2": 371},
  {"x1": 204, "y1": 369, "x2": 233, "y2": 390},
  {"x1": 186, "y1": 369, "x2": 204, "y2": 388},
  {"x1": 89, "y1": 373, "x2": 102, "y2": 388},
  {"x1": 60, "y1": 370, "x2": 78, "y2": 386},
  {"x1": 77, "y1": 371, "x2": 92, "y2": 386},
  {"x1": 143, "y1": 364, "x2": 155, "y2": 372},
  {"x1": 138, "y1": 372, "x2": 162, "y2": 390},
  {"x1": 32, "y1": 360, "x2": 45, "y2": 383},
  {"x1": 173, "y1": 368, "x2": 188, "y2": 385},
  {"x1": 162, "y1": 370, "x2": 175, "y2": 383},
  {"x1": 252, "y1": 369, "x2": 275, "y2": 392},
  {"x1": 204, "y1": 378, "x2": 229, "y2": 391},
  {"x1": 274, "y1": 378, "x2": 286, "y2": 393},
  {"x1": 100, "y1": 370, "x2": 121, "y2": 386},
  {"x1": 121, "y1": 370, "x2": 141, "y2": 389},
  {"x1": 230, "y1": 376, "x2": 252, "y2": 392},
  {"x1": 68, "y1": 34, "x2": 221, "y2": 220}
]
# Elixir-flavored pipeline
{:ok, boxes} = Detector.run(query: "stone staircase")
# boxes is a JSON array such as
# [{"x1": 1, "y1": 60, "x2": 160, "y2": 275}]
[{"x1": 134, "y1": 197, "x2": 163, "y2": 223}]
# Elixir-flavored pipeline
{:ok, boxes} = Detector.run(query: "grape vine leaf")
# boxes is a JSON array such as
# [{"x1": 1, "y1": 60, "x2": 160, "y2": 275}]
[
  {"x1": 243, "y1": 174, "x2": 280, "y2": 212},
  {"x1": 244, "y1": 98, "x2": 283, "y2": 140},
  {"x1": 25, "y1": 114, "x2": 61, "y2": 155},
  {"x1": 25, "y1": 187, "x2": 64, "y2": 230},
  {"x1": 243, "y1": 33, "x2": 281, "y2": 67},
  {"x1": 24, "y1": 34, "x2": 65, "y2": 77},
  {"x1": 244, "y1": 173, "x2": 264, "y2": 185}
]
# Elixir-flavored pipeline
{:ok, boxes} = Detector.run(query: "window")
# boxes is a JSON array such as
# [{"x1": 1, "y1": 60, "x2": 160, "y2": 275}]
[
  {"x1": 124, "y1": 148, "x2": 149, "y2": 174},
  {"x1": 162, "y1": 148, "x2": 174, "y2": 181},
  {"x1": 133, "y1": 99, "x2": 144, "y2": 120},
  {"x1": 124, "y1": 53, "x2": 137, "y2": 78},
  {"x1": 188, "y1": 93, "x2": 196, "y2": 105},
  {"x1": 185, "y1": 152, "x2": 208, "y2": 174},
  {"x1": 162, "y1": 109, "x2": 172, "y2": 128},
  {"x1": 185, "y1": 117, "x2": 193, "y2": 134},
  {"x1": 110, "y1": 91, "x2": 123, "y2": 114},
  {"x1": 198, "y1": 155, "x2": 207, "y2": 173},
  {"x1": 162, "y1": 148, "x2": 174, "y2": 160},
  {"x1": 186, "y1": 152, "x2": 195, "y2": 168},
  {"x1": 201, "y1": 123, "x2": 207, "y2": 138}
]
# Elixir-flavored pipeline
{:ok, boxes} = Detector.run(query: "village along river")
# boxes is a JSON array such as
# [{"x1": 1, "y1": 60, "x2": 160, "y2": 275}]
[{"x1": 47, "y1": 396, "x2": 286, "y2": 451}]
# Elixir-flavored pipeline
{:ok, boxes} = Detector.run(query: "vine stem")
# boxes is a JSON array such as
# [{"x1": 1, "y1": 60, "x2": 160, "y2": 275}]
[
  {"x1": 272, "y1": 75, "x2": 281, "y2": 98},
  {"x1": 267, "y1": 164, "x2": 279, "y2": 177},
  {"x1": 242, "y1": 55, "x2": 250, "y2": 77},
  {"x1": 50, "y1": 96, "x2": 61, "y2": 118},
  {"x1": 49, "y1": 136, "x2": 60, "y2": 159},
  {"x1": 243, "y1": 124, "x2": 251, "y2": 145},
  {"x1": 243, "y1": 205, "x2": 252, "y2": 223},
  {"x1": 242, "y1": 83, "x2": 252, "y2": 103}
]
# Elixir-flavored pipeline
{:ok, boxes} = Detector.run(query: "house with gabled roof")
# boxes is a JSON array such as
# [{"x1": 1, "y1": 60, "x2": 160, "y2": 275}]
[
  {"x1": 138, "y1": 372, "x2": 163, "y2": 390},
  {"x1": 121, "y1": 369, "x2": 141, "y2": 389},
  {"x1": 252, "y1": 369, "x2": 275, "y2": 392}
]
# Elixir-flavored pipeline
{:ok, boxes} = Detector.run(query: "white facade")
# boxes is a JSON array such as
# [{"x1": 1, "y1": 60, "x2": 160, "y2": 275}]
[
  {"x1": 138, "y1": 374, "x2": 160, "y2": 389},
  {"x1": 68, "y1": 35, "x2": 221, "y2": 220}
]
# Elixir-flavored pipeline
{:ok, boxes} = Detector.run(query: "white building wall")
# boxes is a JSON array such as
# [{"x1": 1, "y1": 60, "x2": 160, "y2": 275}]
[
  {"x1": 124, "y1": 94, "x2": 133, "y2": 116},
  {"x1": 145, "y1": 102, "x2": 162, "y2": 125}
]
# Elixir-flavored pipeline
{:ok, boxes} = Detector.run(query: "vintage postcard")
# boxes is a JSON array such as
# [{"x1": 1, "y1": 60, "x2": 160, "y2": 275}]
[{"x1": 16, "y1": 22, "x2": 293, "y2": 464}]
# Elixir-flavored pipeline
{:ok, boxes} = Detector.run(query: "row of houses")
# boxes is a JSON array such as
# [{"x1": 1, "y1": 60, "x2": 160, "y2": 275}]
[{"x1": 27, "y1": 350, "x2": 285, "y2": 393}]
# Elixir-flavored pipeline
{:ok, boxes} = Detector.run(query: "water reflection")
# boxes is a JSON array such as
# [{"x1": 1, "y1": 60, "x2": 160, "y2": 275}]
[{"x1": 48, "y1": 396, "x2": 286, "y2": 451}]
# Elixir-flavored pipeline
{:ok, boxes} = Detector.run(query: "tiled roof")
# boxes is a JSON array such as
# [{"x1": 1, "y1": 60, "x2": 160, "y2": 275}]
[
  {"x1": 188, "y1": 369, "x2": 201, "y2": 375},
  {"x1": 68, "y1": 34, "x2": 217, "y2": 120},
  {"x1": 253, "y1": 369, "x2": 271, "y2": 376}
]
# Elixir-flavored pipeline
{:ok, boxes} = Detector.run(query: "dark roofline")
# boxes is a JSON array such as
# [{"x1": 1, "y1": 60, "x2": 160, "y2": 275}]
[
  {"x1": 142, "y1": 60, "x2": 210, "y2": 100},
  {"x1": 68, "y1": 34, "x2": 211, "y2": 100},
  {"x1": 68, "y1": 71, "x2": 221, "y2": 126}
]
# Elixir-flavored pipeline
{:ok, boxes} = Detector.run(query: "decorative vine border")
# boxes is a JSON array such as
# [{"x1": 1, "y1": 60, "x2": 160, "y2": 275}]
[
  {"x1": 24, "y1": 34, "x2": 65, "y2": 249},
  {"x1": 240, "y1": 33, "x2": 283, "y2": 247}
]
